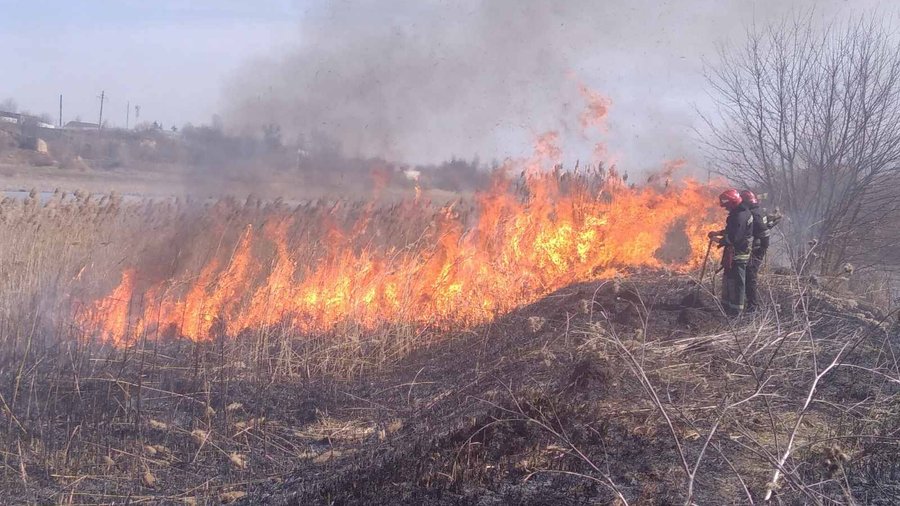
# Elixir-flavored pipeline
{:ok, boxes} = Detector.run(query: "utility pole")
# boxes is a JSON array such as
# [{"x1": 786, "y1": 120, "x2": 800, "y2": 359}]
[
  {"x1": 97, "y1": 90, "x2": 107, "y2": 132},
  {"x1": 59, "y1": 94, "x2": 63, "y2": 127},
  {"x1": 135, "y1": 105, "x2": 141, "y2": 127},
  {"x1": 126, "y1": 100, "x2": 130, "y2": 130}
]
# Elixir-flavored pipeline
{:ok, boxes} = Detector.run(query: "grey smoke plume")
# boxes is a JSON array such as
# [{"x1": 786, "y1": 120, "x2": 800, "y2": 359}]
[
  {"x1": 224, "y1": 0, "x2": 632, "y2": 165},
  {"x1": 223, "y1": 0, "x2": 884, "y2": 169}
]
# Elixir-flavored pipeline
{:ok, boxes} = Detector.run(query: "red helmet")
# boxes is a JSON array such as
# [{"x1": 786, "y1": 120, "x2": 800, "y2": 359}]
[
  {"x1": 740, "y1": 190, "x2": 758, "y2": 205},
  {"x1": 718, "y1": 189, "x2": 742, "y2": 210}
]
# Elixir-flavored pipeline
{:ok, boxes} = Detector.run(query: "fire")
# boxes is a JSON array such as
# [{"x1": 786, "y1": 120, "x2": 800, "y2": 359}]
[
  {"x1": 86, "y1": 268, "x2": 136, "y2": 340},
  {"x1": 77, "y1": 87, "x2": 721, "y2": 345},
  {"x1": 578, "y1": 83, "x2": 612, "y2": 133},
  {"x1": 79, "y1": 168, "x2": 719, "y2": 345}
]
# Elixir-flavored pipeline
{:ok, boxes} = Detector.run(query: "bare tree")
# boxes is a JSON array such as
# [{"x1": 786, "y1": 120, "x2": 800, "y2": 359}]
[{"x1": 702, "y1": 14, "x2": 900, "y2": 274}]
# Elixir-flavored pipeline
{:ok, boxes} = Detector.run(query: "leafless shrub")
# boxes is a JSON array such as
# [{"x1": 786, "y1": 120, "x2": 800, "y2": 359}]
[{"x1": 703, "y1": 13, "x2": 900, "y2": 275}]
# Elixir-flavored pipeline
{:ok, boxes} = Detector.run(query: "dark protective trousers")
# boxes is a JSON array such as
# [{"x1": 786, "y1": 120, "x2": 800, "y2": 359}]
[
  {"x1": 722, "y1": 260, "x2": 748, "y2": 314},
  {"x1": 746, "y1": 249, "x2": 766, "y2": 309}
]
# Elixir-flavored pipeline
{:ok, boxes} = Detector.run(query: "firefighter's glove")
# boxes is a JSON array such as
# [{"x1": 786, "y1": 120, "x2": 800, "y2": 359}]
[{"x1": 707, "y1": 230, "x2": 723, "y2": 240}]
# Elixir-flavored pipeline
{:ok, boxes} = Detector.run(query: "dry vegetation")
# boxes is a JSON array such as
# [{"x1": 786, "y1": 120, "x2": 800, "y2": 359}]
[
  {"x1": 4, "y1": 8, "x2": 900, "y2": 505},
  {"x1": 0, "y1": 122, "x2": 484, "y2": 202},
  {"x1": 0, "y1": 185, "x2": 897, "y2": 505}
]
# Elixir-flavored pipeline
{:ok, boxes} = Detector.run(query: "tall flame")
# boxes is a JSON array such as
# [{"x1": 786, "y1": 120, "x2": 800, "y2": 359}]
[
  {"x1": 78, "y1": 87, "x2": 721, "y2": 345},
  {"x1": 79, "y1": 168, "x2": 719, "y2": 345}
]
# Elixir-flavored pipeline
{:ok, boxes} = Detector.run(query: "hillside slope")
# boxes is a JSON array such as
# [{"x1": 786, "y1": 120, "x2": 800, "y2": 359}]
[
  {"x1": 242, "y1": 274, "x2": 897, "y2": 505},
  {"x1": 1, "y1": 273, "x2": 895, "y2": 505}
]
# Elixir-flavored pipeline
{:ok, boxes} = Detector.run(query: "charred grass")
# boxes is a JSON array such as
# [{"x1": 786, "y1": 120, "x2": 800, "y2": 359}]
[
  {"x1": 0, "y1": 274, "x2": 897, "y2": 504},
  {"x1": 0, "y1": 192, "x2": 898, "y2": 504}
]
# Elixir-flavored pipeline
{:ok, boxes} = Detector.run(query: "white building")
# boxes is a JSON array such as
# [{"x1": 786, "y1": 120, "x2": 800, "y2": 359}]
[{"x1": 0, "y1": 111, "x2": 19, "y2": 124}]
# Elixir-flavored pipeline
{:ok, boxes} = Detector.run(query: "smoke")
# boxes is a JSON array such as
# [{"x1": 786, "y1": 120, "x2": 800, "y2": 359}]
[
  {"x1": 222, "y1": 1, "x2": 620, "y2": 164},
  {"x1": 222, "y1": 0, "x2": 884, "y2": 169}
]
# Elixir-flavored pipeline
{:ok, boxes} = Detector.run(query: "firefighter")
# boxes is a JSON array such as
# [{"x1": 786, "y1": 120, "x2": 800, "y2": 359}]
[
  {"x1": 708, "y1": 189, "x2": 754, "y2": 315},
  {"x1": 740, "y1": 190, "x2": 781, "y2": 311}
]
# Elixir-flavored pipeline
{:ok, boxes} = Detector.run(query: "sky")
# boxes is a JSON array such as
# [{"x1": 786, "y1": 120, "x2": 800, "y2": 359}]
[
  {"x1": 0, "y1": 0, "x2": 895, "y2": 172},
  {"x1": 0, "y1": 1, "x2": 300, "y2": 128}
]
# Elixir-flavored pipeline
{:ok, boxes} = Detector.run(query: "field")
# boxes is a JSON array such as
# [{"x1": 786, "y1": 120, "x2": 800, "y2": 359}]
[
  {"x1": 0, "y1": 123, "x2": 473, "y2": 203},
  {"x1": 0, "y1": 170, "x2": 897, "y2": 505}
]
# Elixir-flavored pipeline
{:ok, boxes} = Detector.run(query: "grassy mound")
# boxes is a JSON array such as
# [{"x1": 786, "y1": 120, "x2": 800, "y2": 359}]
[{"x1": 0, "y1": 274, "x2": 897, "y2": 505}]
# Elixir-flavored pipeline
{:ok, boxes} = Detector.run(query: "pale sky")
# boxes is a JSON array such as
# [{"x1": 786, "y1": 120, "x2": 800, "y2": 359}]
[
  {"x1": 0, "y1": 1, "x2": 300, "y2": 128},
  {"x1": 1, "y1": 0, "x2": 895, "y2": 171}
]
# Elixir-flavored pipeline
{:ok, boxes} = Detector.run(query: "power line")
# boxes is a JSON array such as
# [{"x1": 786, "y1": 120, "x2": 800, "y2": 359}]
[{"x1": 97, "y1": 90, "x2": 107, "y2": 132}]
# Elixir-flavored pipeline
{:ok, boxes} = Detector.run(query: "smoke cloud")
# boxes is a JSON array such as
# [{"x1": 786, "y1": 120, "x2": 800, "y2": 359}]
[
  {"x1": 223, "y1": 0, "x2": 887, "y2": 170},
  {"x1": 222, "y1": 1, "x2": 639, "y2": 166}
]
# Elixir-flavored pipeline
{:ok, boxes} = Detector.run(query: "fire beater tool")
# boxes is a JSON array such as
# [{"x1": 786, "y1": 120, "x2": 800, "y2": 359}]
[{"x1": 695, "y1": 237, "x2": 715, "y2": 302}]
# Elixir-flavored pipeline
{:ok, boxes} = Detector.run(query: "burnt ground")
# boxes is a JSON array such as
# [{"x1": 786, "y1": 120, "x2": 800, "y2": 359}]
[{"x1": 1, "y1": 273, "x2": 898, "y2": 505}]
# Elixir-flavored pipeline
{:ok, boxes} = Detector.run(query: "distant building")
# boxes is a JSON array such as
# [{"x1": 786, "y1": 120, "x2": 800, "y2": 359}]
[
  {"x1": 0, "y1": 111, "x2": 54, "y2": 128},
  {"x1": 65, "y1": 120, "x2": 100, "y2": 130},
  {"x1": 0, "y1": 111, "x2": 19, "y2": 124}
]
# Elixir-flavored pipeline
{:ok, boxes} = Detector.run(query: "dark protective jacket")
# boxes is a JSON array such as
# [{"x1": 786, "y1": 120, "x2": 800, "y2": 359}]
[
  {"x1": 721, "y1": 204, "x2": 754, "y2": 263},
  {"x1": 747, "y1": 203, "x2": 775, "y2": 252}
]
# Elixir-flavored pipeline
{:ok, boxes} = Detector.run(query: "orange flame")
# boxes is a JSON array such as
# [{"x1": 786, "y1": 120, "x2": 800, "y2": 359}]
[
  {"x1": 80, "y1": 168, "x2": 719, "y2": 344},
  {"x1": 578, "y1": 83, "x2": 612, "y2": 133},
  {"x1": 78, "y1": 86, "x2": 721, "y2": 345}
]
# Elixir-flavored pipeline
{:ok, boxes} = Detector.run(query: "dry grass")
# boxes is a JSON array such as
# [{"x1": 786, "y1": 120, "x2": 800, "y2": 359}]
[
  {"x1": 0, "y1": 189, "x2": 447, "y2": 503},
  {"x1": 0, "y1": 189, "x2": 449, "y2": 375},
  {"x1": 0, "y1": 186, "x2": 896, "y2": 504}
]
